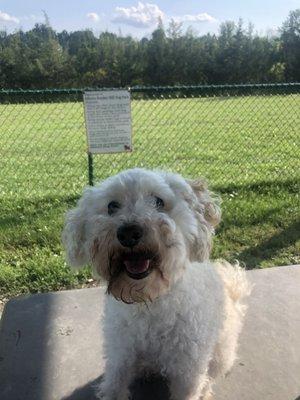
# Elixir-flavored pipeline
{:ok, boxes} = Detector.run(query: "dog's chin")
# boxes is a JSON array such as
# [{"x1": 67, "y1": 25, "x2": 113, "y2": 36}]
[{"x1": 106, "y1": 249, "x2": 167, "y2": 303}]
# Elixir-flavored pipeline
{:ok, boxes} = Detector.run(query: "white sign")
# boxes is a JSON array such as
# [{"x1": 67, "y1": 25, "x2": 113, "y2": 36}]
[{"x1": 83, "y1": 90, "x2": 132, "y2": 154}]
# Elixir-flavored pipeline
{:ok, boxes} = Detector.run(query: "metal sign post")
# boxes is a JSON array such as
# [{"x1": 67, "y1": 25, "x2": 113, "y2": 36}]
[{"x1": 88, "y1": 152, "x2": 94, "y2": 186}]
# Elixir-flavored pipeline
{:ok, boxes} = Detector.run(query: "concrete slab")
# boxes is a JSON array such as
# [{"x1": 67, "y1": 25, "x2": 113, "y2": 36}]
[{"x1": 0, "y1": 266, "x2": 300, "y2": 400}]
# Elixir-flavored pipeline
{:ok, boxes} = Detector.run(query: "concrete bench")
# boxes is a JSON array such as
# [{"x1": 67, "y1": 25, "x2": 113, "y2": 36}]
[{"x1": 0, "y1": 266, "x2": 299, "y2": 400}]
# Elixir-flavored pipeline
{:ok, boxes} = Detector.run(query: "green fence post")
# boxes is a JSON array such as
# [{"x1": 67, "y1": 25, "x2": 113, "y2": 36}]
[{"x1": 88, "y1": 152, "x2": 94, "y2": 186}]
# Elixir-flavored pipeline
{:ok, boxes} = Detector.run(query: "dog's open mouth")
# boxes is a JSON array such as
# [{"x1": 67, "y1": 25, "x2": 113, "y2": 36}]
[{"x1": 122, "y1": 253, "x2": 154, "y2": 280}]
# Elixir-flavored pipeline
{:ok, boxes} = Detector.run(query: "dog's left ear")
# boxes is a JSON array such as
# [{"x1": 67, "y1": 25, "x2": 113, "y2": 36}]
[
  {"x1": 185, "y1": 178, "x2": 221, "y2": 261},
  {"x1": 187, "y1": 178, "x2": 221, "y2": 228}
]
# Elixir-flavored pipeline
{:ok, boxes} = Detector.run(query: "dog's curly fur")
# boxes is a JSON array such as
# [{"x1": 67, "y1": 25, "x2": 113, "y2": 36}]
[{"x1": 62, "y1": 168, "x2": 250, "y2": 400}]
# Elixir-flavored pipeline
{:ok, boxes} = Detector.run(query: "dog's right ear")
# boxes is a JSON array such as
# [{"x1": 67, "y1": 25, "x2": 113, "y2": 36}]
[{"x1": 62, "y1": 204, "x2": 89, "y2": 268}]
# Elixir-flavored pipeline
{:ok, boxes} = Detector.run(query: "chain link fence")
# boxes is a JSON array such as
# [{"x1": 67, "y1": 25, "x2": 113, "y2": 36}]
[
  {"x1": 0, "y1": 82, "x2": 299, "y2": 288},
  {"x1": 0, "y1": 84, "x2": 299, "y2": 200}
]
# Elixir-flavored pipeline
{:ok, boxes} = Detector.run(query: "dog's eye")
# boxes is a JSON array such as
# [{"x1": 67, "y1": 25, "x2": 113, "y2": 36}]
[
  {"x1": 155, "y1": 197, "x2": 164, "y2": 209},
  {"x1": 108, "y1": 201, "x2": 121, "y2": 215}
]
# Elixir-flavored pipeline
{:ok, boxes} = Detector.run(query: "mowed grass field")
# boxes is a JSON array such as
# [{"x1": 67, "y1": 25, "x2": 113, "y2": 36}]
[{"x1": 0, "y1": 94, "x2": 299, "y2": 301}]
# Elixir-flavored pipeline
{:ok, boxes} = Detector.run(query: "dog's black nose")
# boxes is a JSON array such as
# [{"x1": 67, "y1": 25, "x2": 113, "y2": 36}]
[{"x1": 117, "y1": 224, "x2": 143, "y2": 247}]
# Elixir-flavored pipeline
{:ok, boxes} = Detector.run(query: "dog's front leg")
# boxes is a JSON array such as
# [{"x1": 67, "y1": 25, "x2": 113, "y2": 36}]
[{"x1": 96, "y1": 360, "x2": 135, "y2": 400}]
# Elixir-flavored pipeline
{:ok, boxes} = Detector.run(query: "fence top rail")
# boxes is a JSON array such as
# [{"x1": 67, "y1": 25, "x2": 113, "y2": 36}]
[{"x1": 0, "y1": 82, "x2": 299, "y2": 96}]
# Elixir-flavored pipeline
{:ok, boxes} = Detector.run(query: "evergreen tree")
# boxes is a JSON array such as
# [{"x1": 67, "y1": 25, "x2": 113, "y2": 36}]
[
  {"x1": 280, "y1": 9, "x2": 300, "y2": 81},
  {"x1": 0, "y1": 10, "x2": 299, "y2": 89}
]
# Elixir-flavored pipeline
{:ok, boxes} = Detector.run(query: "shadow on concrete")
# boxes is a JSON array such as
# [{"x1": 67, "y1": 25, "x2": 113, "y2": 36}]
[
  {"x1": 0, "y1": 292, "x2": 54, "y2": 400},
  {"x1": 61, "y1": 377, "x2": 100, "y2": 400},
  {"x1": 62, "y1": 374, "x2": 170, "y2": 400}
]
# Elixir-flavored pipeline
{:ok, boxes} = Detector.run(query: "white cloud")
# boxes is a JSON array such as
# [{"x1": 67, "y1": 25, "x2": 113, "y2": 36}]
[
  {"x1": 0, "y1": 11, "x2": 19, "y2": 24},
  {"x1": 112, "y1": 2, "x2": 164, "y2": 28},
  {"x1": 174, "y1": 13, "x2": 217, "y2": 24},
  {"x1": 21, "y1": 14, "x2": 40, "y2": 22},
  {"x1": 87, "y1": 12, "x2": 100, "y2": 22}
]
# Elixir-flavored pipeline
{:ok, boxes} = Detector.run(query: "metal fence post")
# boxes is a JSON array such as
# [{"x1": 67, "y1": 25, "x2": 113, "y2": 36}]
[{"x1": 88, "y1": 152, "x2": 94, "y2": 186}]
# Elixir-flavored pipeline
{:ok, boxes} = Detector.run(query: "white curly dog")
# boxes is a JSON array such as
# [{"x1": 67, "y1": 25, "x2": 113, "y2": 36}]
[{"x1": 63, "y1": 168, "x2": 250, "y2": 400}]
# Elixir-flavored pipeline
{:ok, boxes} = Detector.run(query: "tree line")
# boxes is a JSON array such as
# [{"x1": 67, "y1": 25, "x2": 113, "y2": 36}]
[{"x1": 0, "y1": 9, "x2": 299, "y2": 89}]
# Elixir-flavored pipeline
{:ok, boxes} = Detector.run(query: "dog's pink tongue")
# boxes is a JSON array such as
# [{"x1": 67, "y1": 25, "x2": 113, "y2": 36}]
[{"x1": 124, "y1": 259, "x2": 150, "y2": 274}]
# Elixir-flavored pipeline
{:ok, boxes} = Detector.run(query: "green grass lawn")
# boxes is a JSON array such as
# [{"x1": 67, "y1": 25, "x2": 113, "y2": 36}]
[{"x1": 0, "y1": 94, "x2": 299, "y2": 300}]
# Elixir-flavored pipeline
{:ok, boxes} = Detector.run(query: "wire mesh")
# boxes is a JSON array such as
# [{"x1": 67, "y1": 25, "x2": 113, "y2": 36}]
[
  {"x1": 0, "y1": 83, "x2": 299, "y2": 295},
  {"x1": 1, "y1": 84, "x2": 299, "y2": 198}
]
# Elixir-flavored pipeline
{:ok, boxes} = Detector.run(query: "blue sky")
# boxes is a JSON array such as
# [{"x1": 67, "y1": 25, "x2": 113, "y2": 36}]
[{"x1": 0, "y1": 0, "x2": 298, "y2": 37}]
